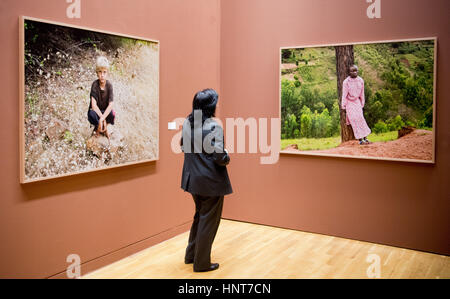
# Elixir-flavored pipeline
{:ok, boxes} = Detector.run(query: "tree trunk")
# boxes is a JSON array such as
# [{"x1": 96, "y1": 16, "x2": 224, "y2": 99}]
[{"x1": 335, "y1": 45, "x2": 355, "y2": 142}]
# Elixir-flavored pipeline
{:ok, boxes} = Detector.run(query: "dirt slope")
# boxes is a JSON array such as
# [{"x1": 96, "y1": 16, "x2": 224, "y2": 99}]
[{"x1": 284, "y1": 129, "x2": 433, "y2": 161}]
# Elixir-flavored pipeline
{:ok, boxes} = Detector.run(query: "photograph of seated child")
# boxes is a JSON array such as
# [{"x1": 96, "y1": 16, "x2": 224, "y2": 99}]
[{"x1": 87, "y1": 56, "x2": 115, "y2": 139}]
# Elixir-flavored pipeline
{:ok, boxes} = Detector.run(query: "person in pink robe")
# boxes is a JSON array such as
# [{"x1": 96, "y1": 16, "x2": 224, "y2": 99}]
[{"x1": 341, "y1": 65, "x2": 371, "y2": 145}]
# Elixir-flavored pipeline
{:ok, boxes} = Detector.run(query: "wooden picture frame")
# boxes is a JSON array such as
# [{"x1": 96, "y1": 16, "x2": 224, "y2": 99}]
[
  {"x1": 19, "y1": 16, "x2": 160, "y2": 183},
  {"x1": 279, "y1": 37, "x2": 437, "y2": 164}
]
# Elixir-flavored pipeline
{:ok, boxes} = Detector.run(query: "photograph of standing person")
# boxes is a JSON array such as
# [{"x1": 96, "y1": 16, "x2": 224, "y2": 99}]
[
  {"x1": 341, "y1": 65, "x2": 371, "y2": 145},
  {"x1": 280, "y1": 38, "x2": 436, "y2": 163}
]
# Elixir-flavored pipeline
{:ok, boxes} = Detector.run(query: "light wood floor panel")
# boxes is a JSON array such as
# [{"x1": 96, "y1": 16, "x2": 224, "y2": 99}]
[{"x1": 82, "y1": 219, "x2": 450, "y2": 279}]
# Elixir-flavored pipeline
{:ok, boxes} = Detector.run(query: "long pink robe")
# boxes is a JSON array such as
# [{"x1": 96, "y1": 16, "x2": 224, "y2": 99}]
[{"x1": 341, "y1": 76, "x2": 371, "y2": 139}]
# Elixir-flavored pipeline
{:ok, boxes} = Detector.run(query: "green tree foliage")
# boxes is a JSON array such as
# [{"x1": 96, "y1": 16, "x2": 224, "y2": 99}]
[
  {"x1": 330, "y1": 102, "x2": 341, "y2": 136},
  {"x1": 314, "y1": 108, "x2": 333, "y2": 138},
  {"x1": 281, "y1": 79, "x2": 300, "y2": 122},
  {"x1": 373, "y1": 120, "x2": 389, "y2": 134},
  {"x1": 419, "y1": 106, "x2": 433, "y2": 128},
  {"x1": 282, "y1": 113, "x2": 300, "y2": 139},
  {"x1": 366, "y1": 100, "x2": 385, "y2": 128},
  {"x1": 280, "y1": 41, "x2": 434, "y2": 140},
  {"x1": 387, "y1": 115, "x2": 405, "y2": 131},
  {"x1": 382, "y1": 59, "x2": 409, "y2": 90},
  {"x1": 404, "y1": 76, "x2": 433, "y2": 112},
  {"x1": 300, "y1": 106, "x2": 312, "y2": 138},
  {"x1": 282, "y1": 49, "x2": 293, "y2": 60}
]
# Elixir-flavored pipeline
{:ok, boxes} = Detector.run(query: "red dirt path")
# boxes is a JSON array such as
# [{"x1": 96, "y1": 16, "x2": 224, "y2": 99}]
[{"x1": 283, "y1": 129, "x2": 433, "y2": 161}]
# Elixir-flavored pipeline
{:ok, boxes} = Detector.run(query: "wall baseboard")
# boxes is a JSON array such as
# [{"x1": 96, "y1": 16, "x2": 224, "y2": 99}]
[{"x1": 48, "y1": 221, "x2": 192, "y2": 279}]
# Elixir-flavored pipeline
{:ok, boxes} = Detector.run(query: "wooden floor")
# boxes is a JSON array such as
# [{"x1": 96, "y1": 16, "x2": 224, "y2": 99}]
[{"x1": 82, "y1": 219, "x2": 450, "y2": 279}]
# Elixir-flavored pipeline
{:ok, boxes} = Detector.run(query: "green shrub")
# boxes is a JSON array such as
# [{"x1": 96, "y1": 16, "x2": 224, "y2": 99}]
[
  {"x1": 281, "y1": 49, "x2": 292, "y2": 60},
  {"x1": 283, "y1": 113, "x2": 299, "y2": 139},
  {"x1": 63, "y1": 130, "x2": 73, "y2": 143},
  {"x1": 316, "y1": 108, "x2": 333, "y2": 137},
  {"x1": 387, "y1": 115, "x2": 405, "y2": 131},
  {"x1": 405, "y1": 120, "x2": 416, "y2": 127},
  {"x1": 300, "y1": 107, "x2": 312, "y2": 138},
  {"x1": 373, "y1": 120, "x2": 389, "y2": 133},
  {"x1": 330, "y1": 102, "x2": 340, "y2": 136},
  {"x1": 418, "y1": 106, "x2": 433, "y2": 128}
]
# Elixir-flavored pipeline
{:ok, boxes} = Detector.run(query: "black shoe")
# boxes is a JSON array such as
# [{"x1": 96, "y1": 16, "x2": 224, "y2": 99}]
[
  {"x1": 194, "y1": 263, "x2": 219, "y2": 272},
  {"x1": 184, "y1": 259, "x2": 193, "y2": 264}
]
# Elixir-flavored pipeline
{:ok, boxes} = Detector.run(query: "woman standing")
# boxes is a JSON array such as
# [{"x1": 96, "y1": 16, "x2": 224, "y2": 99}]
[
  {"x1": 341, "y1": 65, "x2": 372, "y2": 145},
  {"x1": 180, "y1": 89, "x2": 233, "y2": 272}
]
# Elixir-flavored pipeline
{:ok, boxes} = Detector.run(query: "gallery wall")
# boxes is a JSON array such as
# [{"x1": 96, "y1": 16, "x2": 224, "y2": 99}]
[
  {"x1": 0, "y1": 0, "x2": 449, "y2": 279},
  {"x1": 0, "y1": 0, "x2": 220, "y2": 278},
  {"x1": 220, "y1": 0, "x2": 450, "y2": 255}
]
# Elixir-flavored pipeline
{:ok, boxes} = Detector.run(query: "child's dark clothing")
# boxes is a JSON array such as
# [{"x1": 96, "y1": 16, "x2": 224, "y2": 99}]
[
  {"x1": 88, "y1": 109, "x2": 115, "y2": 130},
  {"x1": 87, "y1": 79, "x2": 115, "y2": 130}
]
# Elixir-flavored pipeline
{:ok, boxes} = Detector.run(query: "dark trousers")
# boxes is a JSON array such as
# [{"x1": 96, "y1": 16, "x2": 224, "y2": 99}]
[
  {"x1": 87, "y1": 109, "x2": 115, "y2": 130},
  {"x1": 185, "y1": 194, "x2": 224, "y2": 271}
]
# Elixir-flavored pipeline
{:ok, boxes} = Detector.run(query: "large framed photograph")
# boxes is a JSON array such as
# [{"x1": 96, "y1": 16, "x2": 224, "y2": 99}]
[
  {"x1": 19, "y1": 16, "x2": 159, "y2": 183},
  {"x1": 280, "y1": 38, "x2": 436, "y2": 163}
]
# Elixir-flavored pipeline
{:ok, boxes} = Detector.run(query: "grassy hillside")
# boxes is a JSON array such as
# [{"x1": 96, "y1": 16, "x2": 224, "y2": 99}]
[{"x1": 280, "y1": 40, "x2": 435, "y2": 143}]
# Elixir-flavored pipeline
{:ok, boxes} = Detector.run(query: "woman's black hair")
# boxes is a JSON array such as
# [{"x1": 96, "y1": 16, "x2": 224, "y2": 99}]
[{"x1": 187, "y1": 88, "x2": 218, "y2": 126}]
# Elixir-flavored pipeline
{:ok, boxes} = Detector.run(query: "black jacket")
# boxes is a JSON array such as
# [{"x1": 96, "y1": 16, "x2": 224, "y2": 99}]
[{"x1": 180, "y1": 118, "x2": 233, "y2": 196}]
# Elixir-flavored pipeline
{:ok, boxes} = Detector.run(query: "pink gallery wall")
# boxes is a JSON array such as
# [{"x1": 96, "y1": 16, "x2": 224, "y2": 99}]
[
  {"x1": 220, "y1": 0, "x2": 450, "y2": 255},
  {"x1": 0, "y1": 0, "x2": 449, "y2": 280},
  {"x1": 0, "y1": 0, "x2": 220, "y2": 278}
]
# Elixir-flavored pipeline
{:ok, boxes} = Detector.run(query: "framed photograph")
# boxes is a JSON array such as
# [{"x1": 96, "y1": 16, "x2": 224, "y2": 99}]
[
  {"x1": 19, "y1": 16, "x2": 159, "y2": 183},
  {"x1": 279, "y1": 38, "x2": 436, "y2": 163}
]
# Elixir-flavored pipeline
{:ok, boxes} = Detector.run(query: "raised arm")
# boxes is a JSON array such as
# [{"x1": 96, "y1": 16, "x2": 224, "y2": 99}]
[
  {"x1": 90, "y1": 82, "x2": 102, "y2": 118},
  {"x1": 91, "y1": 97, "x2": 103, "y2": 118},
  {"x1": 360, "y1": 79, "x2": 365, "y2": 107},
  {"x1": 101, "y1": 83, "x2": 114, "y2": 120},
  {"x1": 341, "y1": 79, "x2": 348, "y2": 110},
  {"x1": 211, "y1": 126, "x2": 230, "y2": 166},
  {"x1": 102, "y1": 101, "x2": 114, "y2": 120},
  {"x1": 204, "y1": 122, "x2": 230, "y2": 166}
]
